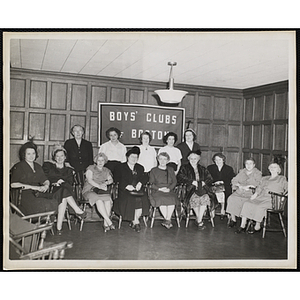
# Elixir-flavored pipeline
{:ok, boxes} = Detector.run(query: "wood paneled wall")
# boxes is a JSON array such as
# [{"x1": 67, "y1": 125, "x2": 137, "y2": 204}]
[
  {"x1": 10, "y1": 68, "x2": 287, "y2": 175},
  {"x1": 242, "y1": 81, "x2": 288, "y2": 176}
]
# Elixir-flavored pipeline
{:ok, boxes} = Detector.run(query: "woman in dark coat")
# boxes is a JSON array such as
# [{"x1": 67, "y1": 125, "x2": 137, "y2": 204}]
[
  {"x1": 64, "y1": 124, "x2": 94, "y2": 187},
  {"x1": 177, "y1": 150, "x2": 213, "y2": 229},
  {"x1": 207, "y1": 153, "x2": 235, "y2": 219},
  {"x1": 176, "y1": 128, "x2": 201, "y2": 166},
  {"x1": 10, "y1": 140, "x2": 58, "y2": 215},
  {"x1": 42, "y1": 145, "x2": 86, "y2": 234},
  {"x1": 113, "y1": 147, "x2": 149, "y2": 232}
]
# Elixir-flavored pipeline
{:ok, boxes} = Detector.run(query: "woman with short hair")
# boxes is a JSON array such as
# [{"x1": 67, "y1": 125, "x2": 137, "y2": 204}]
[
  {"x1": 226, "y1": 157, "x2": 262, "y2": 228},
  {"x1": 207, "y1": 153, "x2": 235, "y2": 219},
  {"x1": 113, "y1": 147, "x2": 149, "y2": 233},
  {"x1": 158, "y1": 132, "x2": 182, "y2": 174},
  {"x1": 64, "y1": 124, "x2": 93, "y2": 186},
  {"x1": 82, "y1": 152, "x2": 115, "y2": 232},
  {"x1": 235, "y1": 162, "x2": 288, "y2": 234},
  {"x1": 99, "y1": 127, "x2": 127, "y2": 175},
  {"x1": 149, "y1": 152, "x2": 179, "y2": 229},
  {"x1": 42, "y1": 145, "x2": 86, "y2": 234},
  {"x1": 177, "y1": 150, "x2": 213, "y2": 229}
]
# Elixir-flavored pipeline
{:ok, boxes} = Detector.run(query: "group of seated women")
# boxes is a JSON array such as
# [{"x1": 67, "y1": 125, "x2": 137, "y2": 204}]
[{"x1": 10, "y1": 124, "x2": 288, "y2": 236}]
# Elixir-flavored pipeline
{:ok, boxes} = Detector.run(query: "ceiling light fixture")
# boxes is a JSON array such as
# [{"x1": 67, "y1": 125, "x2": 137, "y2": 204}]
[{"x1": 155, "y1": 62, "x2": 188, "y2": 104}]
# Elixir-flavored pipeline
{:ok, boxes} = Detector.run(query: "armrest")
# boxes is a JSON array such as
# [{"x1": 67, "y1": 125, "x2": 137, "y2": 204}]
[
  {"x1": 20, "y1": 241, "x2": 73, "y2": 260},
  {"x1": 10, "y1": 224, "x2": 53, "y2": 240},
  {"x1": 22, "y1": 211, "x2": 56, "y2": 222}
]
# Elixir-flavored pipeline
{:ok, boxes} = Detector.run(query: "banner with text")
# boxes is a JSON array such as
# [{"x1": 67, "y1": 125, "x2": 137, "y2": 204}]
[{"x1": 98, "y1": 103, "x2": 185, "y2": 147}]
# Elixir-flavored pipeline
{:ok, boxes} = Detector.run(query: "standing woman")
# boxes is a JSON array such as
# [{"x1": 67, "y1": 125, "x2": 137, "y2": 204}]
[
  {"x1": 207, "y1": 153, "x2": 235, "y2": 219},
  {"x1": 137, "y1": 131, "x2": 157, "y2": 173},
  {"x1": 113, "y1": 147, "x2": 149, "y2": 233},
  {"x1": 226, "y1": 158, "x2": 262, "y2": 228},
  {"x1": 10, "y1": 140, "x2": 58, "y2": 215},
  {"x1": 158, "y1": 132, "x2": 182, "y2": 175},
  {"x1": 177, "y1": 150, "x2": 213, "y2": 229},
  {"x1": 42, "y1": 145, "x2": 86, "y2": 234},
  {"x1": 99, "y1": 127, "x2": 127, "y2": 176},
  {"x1": 149, "y1": 152, "x2": 179, "y2": 229},
  {"x1": 176, "y1": 128, "x2": 201, "y2": 166},
  {"x1": 82, "y1": 153, "x2": 115, "y2": 232},
  {"x1": 64, "y1": 125, "x2": 93, "y2": 187},
  {"x1": 236, "y1": 162, "x2": 288, "y2": 234}
]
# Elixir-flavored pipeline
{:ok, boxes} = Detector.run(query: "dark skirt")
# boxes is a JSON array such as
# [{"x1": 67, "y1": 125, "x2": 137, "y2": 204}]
[
  {"x1": 113, "y1": 191, "x2": 150, "y2": 221},
  {"x1": 19, "y1": 190, "x2": 58, "y2": 215}
]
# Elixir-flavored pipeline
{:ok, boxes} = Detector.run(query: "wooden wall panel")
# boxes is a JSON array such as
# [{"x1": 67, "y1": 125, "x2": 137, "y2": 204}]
[
  {"x1": 274, "y1": 124, "x2": 286, "y2": 151},
  {"x1": 253, "y1": 96, "x2": 264, "y2": 121},
  {"x1": 213, "y1": 97, "x2": 226, "y2": 120},
  {"x1": 49, "y1": 114, "x2": 66, "y2": 141},
  {"x1": 71, "y1": 84, "x2": 87, "y2": 111},
  {"x1": 36, "y1": 145, "x2": 44, "y2": 166},
  {"x1": 226, "y1": 152, "x2": 239, "y2": 175},
  {"x1": 29, "y1": 113, "x2": 46, "y2": 140},
  {"x1": 252, "y1": 125, "x2": 261, "y2": 149},
  {"x1": 10, "y1": 112, "x2": 24, "y2": 140},
  {"x1": 197, "y1": 123, "x2": 210, "y2": 146},
  {"x1": 211, "y1": 125, "x2": 226, "y2": 147},
  {"x1": 228, "y1": 125, "x2": 240, "y2": 148},
  {"x1": 111, "y1": 87, "x2": 126, "y2": 103},
  {"x1": 262, "y1": 124, "x2": 272, "y2": 149},
  {"x1": 89, "y1": 116, "x2": 98, "y2": 143},
  {"x1": 229, "y1": 98, "x2": 242, "y2": 121},
  {"x1": 243, "y1": 125, "x2": 252, "y2": 148},
  {"x1": 51, "y1": 82, "x2": 67, "y2": 110},
  {"x1": 243, "y1": 81, "x2": 288, "y2": 176},
  {"x1": 10, "y1": 144, "x2": 21, "y2": 168},
  {"x1": 91, "y1": 86, "x2": 107, "y2": 112},
  {"x1": 264, "y1": 94, "x2": 274, "y2": 120},
  {"x1": 198, "y1": 96, "x2": 211, "y2": 119},
  {"x1": 10, "y1": 79, "x2": 25, "y2": 107},
  {"x1": 181, "y1": 94, "x2": 194, "y2": 119},
  {"x1": 130, "y1": 89, "x2": 144, "y2": 103},
  {"x1": 244, "y1": 98, "x2": 253, "y2": 121},
  {"x1": 275, "y1": 92, "x2": 288, "y2": 119},
  {"x1": 30, "y1": 80, "x2": 47, "y2": 108},
  {"x1": 199, "y1": 150, "x2": 210, "y2": 168}
]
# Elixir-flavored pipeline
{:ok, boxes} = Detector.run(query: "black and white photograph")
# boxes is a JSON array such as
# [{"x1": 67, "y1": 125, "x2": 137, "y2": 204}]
[{"x1": 3, "y1": 30, "x2": 297, "y2": 270}]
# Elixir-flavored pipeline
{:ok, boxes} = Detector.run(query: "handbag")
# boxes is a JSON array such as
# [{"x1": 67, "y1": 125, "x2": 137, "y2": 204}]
[
  {"x1": 128, "y1": 190, "x2": 144, "y2": 197},
  {"x1": 92, "y1": 187, "x2": 109, "y2": 195},
  {"x1": 212, "y1": 183, "x2": 225, "y2": 193}
]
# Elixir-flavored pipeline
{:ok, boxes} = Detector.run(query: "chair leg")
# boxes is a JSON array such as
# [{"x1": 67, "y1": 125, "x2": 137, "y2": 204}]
[
  {"x1": 278, "y1": 212, "x2": 287, "y2": 237},
  {"x1": 208, "y1": 206, "x2": 215, "y2": 228},
  {"x1": 262, "y1": 213, "x2": 267, "y2": 238},
  {"x1": 143, "y1": 216, "x2": 148, "y2": 227},
  {"x1": 185, "y1": 209, "x2": 190, "y2": 228},
  {"x1": 174, "y1": 207, "x2": 180, "y2": 228},
  {"x1": 150, "y1": 207, "x2": 156, "y2": 228},
  {"x1": 66, "y1": 208, "x2": 72, "y2": 230},
  {"x1": 118, "y1": 215, "x2": 122, "y2": 229}
]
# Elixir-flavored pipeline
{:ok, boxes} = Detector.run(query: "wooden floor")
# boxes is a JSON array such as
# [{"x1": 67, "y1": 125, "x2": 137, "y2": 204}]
[{"x1": 42, "y1": 212, "x2": 288, "y2": 264}]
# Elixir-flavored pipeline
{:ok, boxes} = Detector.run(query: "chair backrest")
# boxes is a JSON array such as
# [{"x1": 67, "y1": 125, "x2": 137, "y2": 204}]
[{"x1": 269, "y1": 192, "x2": 287, "y2": 211}]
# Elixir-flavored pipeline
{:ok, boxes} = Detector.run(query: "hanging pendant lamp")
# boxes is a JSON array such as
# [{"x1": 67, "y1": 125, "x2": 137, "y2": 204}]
[{"x1": 155, "y1": 62, "x2": 188, "y2": 104}]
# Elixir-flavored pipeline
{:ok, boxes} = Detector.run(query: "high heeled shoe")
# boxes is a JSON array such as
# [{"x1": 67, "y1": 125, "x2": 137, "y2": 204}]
[
  {"x1": 109, "y1": 223, "x2": 115, "y2": 230},
  {"x1": 103, "y1": 225, "x2": 110, "y2": 232},
  {"x1": 57, "y1": 228, "x2": 62, "y2": 235},
  {"x1": 76, "y1": 211, "x2": 87, "y2": 220}
]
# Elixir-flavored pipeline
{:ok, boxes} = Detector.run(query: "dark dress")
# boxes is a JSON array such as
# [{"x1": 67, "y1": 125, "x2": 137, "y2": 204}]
[
  {"x1": 177, "y1": 163, "x2": 214, "y2": 208},
  {"x1": 113, "y1": 162, "x2": 150, "y2": 221},
  {"x1": 149, "y1": 167, "x2": 179, "y2": 207},
  {"x1": 42, "y1": 161, "x2": 76, "y2": 207},
  {"x1": 63, "y1": 138, "x2": 93, "y2": 186},
  {"x1": 176, "y1": 142, "x2": 201, "y2": 166},
  {"x1": 207, "y1": 163, "x2": 235, "y2": 209},
  {"x1": 10, "y1": 161, "x2": 58, "y2": 215}
]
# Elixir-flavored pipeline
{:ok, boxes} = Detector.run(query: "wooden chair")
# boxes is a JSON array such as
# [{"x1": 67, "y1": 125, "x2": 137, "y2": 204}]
[
  {"x1": 80, "y1": 182, "x2": 120, "y2": 231},
  {"x1": 149, "y1": 183, "x2": 182, "y2": 228},
  {"x1": 10, "y1": 233, "x2": 73, "y2": 260},
  {"x1": 115, "y1": 183, "x2": 148, "y2": 229},
  {"x1": 262, "y1": 192, "x2": 288, "y2": 238},
  {"x1": 181, "y1": 185, "x2": 215, "y2": 228}
]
